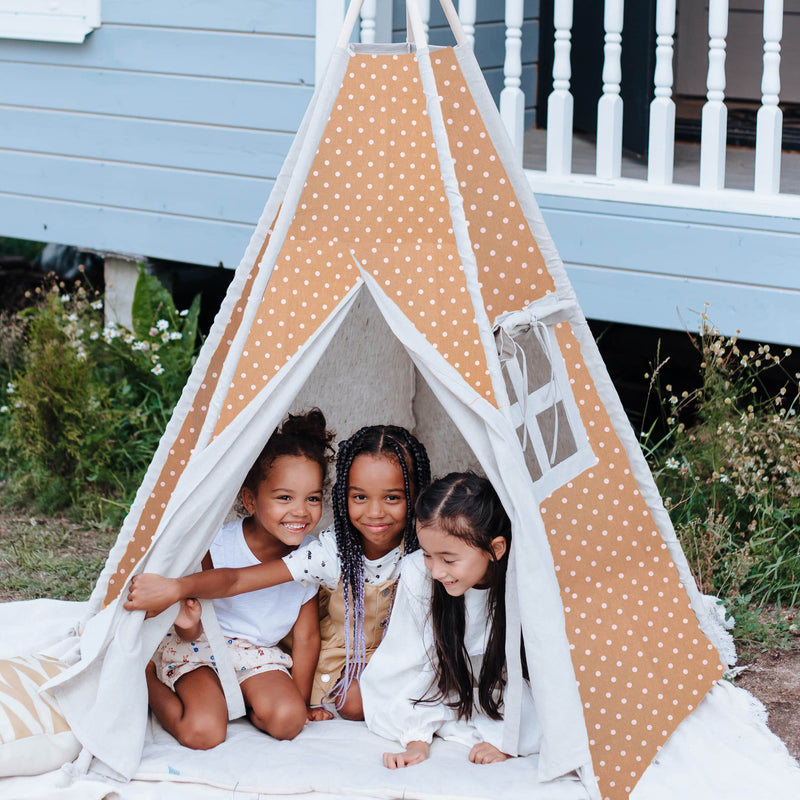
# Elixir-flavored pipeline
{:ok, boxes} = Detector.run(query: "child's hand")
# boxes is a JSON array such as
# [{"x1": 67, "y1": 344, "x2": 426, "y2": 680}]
[
  {"x1": 306, "y1": 705, "x2": 333, "y2": 722},
  {"x1": 382, "y1": 740, "x2": 430, "y2": 769},
  {"x1": 468, "y1": 742, "x2": 511, "y2": 764},
  {"x1": 124, "y1": 574, "x2": 182, "y2": 616}
]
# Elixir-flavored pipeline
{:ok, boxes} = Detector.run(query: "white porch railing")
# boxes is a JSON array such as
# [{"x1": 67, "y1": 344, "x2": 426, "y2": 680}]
[{"x1": 320, "y1": 0, "x2": 799, "y2": 219}]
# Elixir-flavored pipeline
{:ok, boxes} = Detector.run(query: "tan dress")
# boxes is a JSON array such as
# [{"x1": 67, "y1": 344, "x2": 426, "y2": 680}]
[{"x1": 311, "y1": 577, "x2": 397, "y2": 705}]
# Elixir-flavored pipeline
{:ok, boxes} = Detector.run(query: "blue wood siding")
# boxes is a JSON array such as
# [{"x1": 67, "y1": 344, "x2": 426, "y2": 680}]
[
  {"x1": 0, "y1": 1, "x2": 315, "y2": 266},
  {"x1": 537, "y1": 194, "x2": 800, "y2": 347}
]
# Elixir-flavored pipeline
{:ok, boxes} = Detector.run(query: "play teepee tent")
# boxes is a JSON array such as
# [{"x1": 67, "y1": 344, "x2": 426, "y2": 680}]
[{"x1": 34, "y1": 3, "x2": 796, "y2": 800}]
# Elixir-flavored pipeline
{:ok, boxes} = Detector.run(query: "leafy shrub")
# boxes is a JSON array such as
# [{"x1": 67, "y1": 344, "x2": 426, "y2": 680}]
[
  {"x1": 640, "y1": 313, "x2": 800, "y2": 613},
  {"x1": 0, "y1": 267, "x2": 199, "y2": 523}
]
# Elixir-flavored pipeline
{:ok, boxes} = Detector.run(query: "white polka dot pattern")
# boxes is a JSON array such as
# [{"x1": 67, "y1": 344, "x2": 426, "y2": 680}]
[
  {"x1": 431, "y1": 49, "x2": 554, "y2": 313},
  {"x1": 212, "y1": 51, "x2": 496, "y2": 434},
  {"x1": 542, "y1": 323, "x2": 724, "y2": 799},
  {"x1": 103, "y1": 246, "x2": 268, "y2": 606}
]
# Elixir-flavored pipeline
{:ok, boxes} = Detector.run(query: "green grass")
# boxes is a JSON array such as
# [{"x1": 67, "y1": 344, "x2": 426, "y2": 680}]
[{"x1": 0, "y1": 510, "x2": 115, "y2": 601}]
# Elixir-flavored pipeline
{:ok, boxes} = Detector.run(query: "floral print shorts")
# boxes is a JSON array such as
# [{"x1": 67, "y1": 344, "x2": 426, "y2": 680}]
[{"x1": 154, "y1": 627, "x2": 293, "y2": 690}]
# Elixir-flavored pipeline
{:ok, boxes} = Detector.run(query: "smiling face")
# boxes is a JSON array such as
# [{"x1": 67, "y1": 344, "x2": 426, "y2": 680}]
[
  {"x1": 241, "y1": 454, "x2": 324, "y2": 552},
  {"x1": 417, "y1": 521, "x2": 507, "y2": 597},
  {"x1": 347, "y1": 453, "x2": 409, "y2": 560}
]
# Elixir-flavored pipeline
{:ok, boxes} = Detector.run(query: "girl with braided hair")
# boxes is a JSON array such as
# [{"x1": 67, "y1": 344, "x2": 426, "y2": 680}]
[{"x1": 127, "y1": 424, "x2": 431, "y2": 722}]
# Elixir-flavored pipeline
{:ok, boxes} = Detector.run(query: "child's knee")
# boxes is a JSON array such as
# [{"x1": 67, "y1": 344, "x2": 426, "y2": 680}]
[
  {"x1": 250, "y1": 696, "x2": 305, "y2": 740},
  {"x1": 337, "y1": 682, "x2": 364, "y2": 721},
  {"x1": 176, "y1": 715, "x2": 226, "y2": 750}
]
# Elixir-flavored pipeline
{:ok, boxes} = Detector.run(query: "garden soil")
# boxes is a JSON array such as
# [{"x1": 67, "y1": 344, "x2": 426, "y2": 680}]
[{"x1": 0, "y1": 508, "x2": 797, "y2": 765}]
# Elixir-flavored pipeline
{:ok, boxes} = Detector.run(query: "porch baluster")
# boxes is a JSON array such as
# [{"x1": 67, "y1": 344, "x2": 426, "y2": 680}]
[
  {"x1": 647, "y1": 0, "x2": 676, "y2": 186},
  {"x1": 699, "y1": 0, "x2": 729, "y2": 190},
  {"x1": 596, "y1": 0, "x2": 625, "y2": 179},
  {"x1": 459, "y1": 0, "x2": 477, "y2": 48},
  {"x1": 754, "y1": 0, "x2": 783, "y2": 195},
  {"x1": 501, "y1": 0, "x2": 525, "y2": 162},
  {"x1": 420, "y1": 0, "x2": 431, "y2": 37},
  {"x1": 546, "y1": 0, "x2": 574, "y2": 175},
  {"x1": 360, "y1": 0, "x2": 377, "y2": 44}
]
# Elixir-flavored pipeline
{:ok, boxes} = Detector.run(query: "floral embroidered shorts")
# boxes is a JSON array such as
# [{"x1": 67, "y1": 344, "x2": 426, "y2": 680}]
[{"x1": 154, "y1": 628, "x2": 293, "y2": 690}]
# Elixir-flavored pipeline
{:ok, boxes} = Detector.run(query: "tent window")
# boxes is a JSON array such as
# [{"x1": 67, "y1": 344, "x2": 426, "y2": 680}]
[
  {"x1": 0, "y1": 0, "x2": 100, "y2": 43},
  {"x1": 498, "y1": 325, "x2": 596, "y2": 499}
]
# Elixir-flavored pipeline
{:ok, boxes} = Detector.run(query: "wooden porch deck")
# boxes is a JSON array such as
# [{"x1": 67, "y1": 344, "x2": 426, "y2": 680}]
[{"x1": 523, "y1": 128, "x2": 800, "y2": 196}]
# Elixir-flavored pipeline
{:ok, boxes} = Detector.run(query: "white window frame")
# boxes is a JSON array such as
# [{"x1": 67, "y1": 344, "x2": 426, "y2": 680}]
[
  {"x1": 500, "y1": 323, "x2": 597, "y2": 502},
  {"x1": 0, "y1": 0, "x2": 100, "y2": 44}
]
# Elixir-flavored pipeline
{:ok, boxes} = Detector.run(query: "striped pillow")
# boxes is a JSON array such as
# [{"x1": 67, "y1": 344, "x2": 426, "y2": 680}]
[{"x1": 0, "y1": 653, "x2": 81, "y2": 776}]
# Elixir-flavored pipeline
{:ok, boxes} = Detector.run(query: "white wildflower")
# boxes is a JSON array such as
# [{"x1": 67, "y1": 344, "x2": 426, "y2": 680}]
[
  {"x1": 169, "y1": 331, "x2": 182, "y2": 340},
  {"x1": 67, "y1": 313, "x2": 78, "y2": 323},
  {"x1": 0, "y1": 406, "x2": 8, "y2": 414},
  {"x1": 89, "y1": 331, "x2": 99, "y2": 340},
  {"x1": 179, "y1": 309, "x2": 189, "y2": 317},
  {"x1": 151, "y1": 363, "x2": 165, "y2": 376},
  {"x1": 148, "y1": 327, "x2": 158, "y2": 337},
  {"x1": 719, "y1": 474, "x2": 730, "y2": 484},
  {"x1": 90, "y1": 299, "x2": 103, "y2": 310},
  {"x1": 6, "y1": 382, "x2": 15, "y2": 395},
  {"x1": 132, "y1": 340, "x2": 150, "y2": 352},
  {"x1": 665, "y1": 457, "x2": 680, "y2": 470},
  {"x1": 60, "y1": 294, "x2": 71, "y2": 303},
  {"x1": 160, "y1": 331, "x2": 170, "y2": 343},
  {"x1": 156, "y1": 319, "x2": 169, "y2": 332}
]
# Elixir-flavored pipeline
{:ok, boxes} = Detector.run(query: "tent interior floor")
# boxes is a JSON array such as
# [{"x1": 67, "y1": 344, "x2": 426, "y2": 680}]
[{"x1": 1, "y1": 600, "x2": 799, "y2": 800}]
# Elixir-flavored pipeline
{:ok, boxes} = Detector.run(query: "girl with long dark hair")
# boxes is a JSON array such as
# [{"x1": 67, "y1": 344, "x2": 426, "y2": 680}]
[{"x1": 360, "y1": 472, "x2": 541, "y2": 767}]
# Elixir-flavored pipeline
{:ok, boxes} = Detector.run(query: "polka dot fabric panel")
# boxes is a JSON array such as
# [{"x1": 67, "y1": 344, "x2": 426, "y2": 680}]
[
  {"x1": 431, "y1": 49, "x2": 554, "y2": 318},
  {"x1": 541, "y1": 322, "x2": 724, "y2": 799},
  {"x1": 211, "y1": 51, "x2": 497, "y2": 429},
  {"x1": 102, "y1": 258, "x2": 264, "y2": 606}
]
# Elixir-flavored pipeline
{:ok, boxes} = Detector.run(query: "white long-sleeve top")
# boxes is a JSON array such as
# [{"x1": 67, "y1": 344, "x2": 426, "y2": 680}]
[{"x1": 360, "y1": 550, "x2": 542, "y2": 754}]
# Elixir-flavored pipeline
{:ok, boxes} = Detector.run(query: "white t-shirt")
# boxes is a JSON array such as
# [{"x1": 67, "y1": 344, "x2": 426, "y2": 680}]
[
  {"x1": 283, "y1": 526, "x2": 403, "y2": 590},
  {"x1": 208, "y1": 518, "x2": 317, "y2": 648}
]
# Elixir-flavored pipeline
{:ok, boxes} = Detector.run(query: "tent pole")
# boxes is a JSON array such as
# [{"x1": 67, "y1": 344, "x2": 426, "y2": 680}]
[{"x1": 337, "y1": 0, "x2": 366, "y2": 48}]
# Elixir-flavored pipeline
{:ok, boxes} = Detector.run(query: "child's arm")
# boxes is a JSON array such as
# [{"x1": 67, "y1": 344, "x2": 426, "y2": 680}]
[
  {"x1": 290, "y1": 595, "x2": 332, "y2": 721},
  {"x1": 124, "y1": 559, "x2": 293, "y2": 616}
]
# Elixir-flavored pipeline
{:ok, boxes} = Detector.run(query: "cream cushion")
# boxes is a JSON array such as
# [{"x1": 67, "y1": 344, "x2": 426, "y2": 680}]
[{"x1": 0, "y1": 653, "x2": 81, "y2": 776}]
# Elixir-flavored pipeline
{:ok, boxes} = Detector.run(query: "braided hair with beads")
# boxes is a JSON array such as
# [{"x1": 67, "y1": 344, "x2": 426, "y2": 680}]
[{"x1": 329, "y1": 425, "x2": 431, "y2": 708}]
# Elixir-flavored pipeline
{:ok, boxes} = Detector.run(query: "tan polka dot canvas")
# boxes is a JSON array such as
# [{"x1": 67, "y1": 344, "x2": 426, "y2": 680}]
[{"x1": 93, "y1": 41, "x2": 726, "y2": 800}]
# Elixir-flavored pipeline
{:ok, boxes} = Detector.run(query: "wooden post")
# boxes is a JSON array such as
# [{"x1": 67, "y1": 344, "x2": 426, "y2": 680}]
[
  {"x1": 596, "y1": 0, "x2": 625, "y2": 179},
  {"x1": 316, "y1": 0, "x2": 347, "y2": 85},
  {"x1": 361, "y1": 0, "x2": 377, "y2": 43},
  {"x1": 754, "y1": 0, "x2": 783, "y2": 195},
  {"x1": 459, "y1": 0, "x2": 477, "y2": 47},
  {"x1": 546, "y1": 0, "x2": 574, "y2": 176},
  {"x1": 647, "y1": 0, "x2": 676, "y2": 185},
  {"x1": 104, "y1": 254, "x2": 142, "y2": 331},
  {"x1": 501, "y1": 0, "x2": 525, "y2": 162},
  {"x1": 700, "y1": 0, "x2": 729, "y2": 191}
]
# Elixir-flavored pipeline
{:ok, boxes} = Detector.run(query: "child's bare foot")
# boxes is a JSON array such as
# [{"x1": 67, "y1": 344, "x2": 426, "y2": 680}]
[{"x1": 174, "y1": 598, "x2": 203, "y2": 640}]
